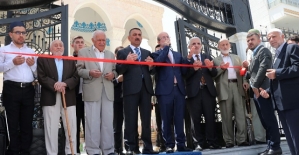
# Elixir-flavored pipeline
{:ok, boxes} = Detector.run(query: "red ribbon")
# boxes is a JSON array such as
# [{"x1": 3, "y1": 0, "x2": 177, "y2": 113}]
[{"x1": 4, "y1": 52, "x2": 245, "y2": 75}]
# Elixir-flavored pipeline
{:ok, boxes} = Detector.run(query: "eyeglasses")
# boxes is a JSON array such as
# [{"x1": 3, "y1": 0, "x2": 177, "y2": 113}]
[{"x1": 12, "y1": 31, "x2": 27, "y2": 35}]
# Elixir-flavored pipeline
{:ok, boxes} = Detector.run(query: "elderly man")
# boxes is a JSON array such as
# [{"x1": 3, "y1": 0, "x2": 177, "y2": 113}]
[
  {"x1": 213, "y1": 38, "x2": 248, "y2": 148},
  {"x1": 37, "y1": 40, "x2": 79, "y2": 155},
  {"x1": 184, "y1": 37, "x2": 221, "y2": 151},
  {"x1": 260, "y1": 28, "x2": 299, "y2": 155},
  {"x1": 0, "y1": 21, "x2": 36, "y2": 155},
  {"x1": 77, "y1": 30, "x2": 117, "y2": 155},
  {"x1": 116, "y1": 28, "x2": 157, "y2": 155},
  {"x1": 243, "y1": 29, "x2": 281, "y2": 155}
]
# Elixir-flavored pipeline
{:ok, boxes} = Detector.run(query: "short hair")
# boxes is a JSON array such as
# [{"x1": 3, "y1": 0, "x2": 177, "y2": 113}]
[
  {"x1": 287, "y1": 35, "x2": 299, "y2": 44},
  {"x1": 50, "y1": 40, "x2": 64, "y2": 49},
  {"x1": 114, "y1": 46, "x2": 124, "y2": 54},
  {"x1": 155, "y1": 44, "x2": 160, "y2": 49},
  {"x1": 71, "y1": 36, "x2": 83, "y2": 44},
  {"x1": 247, "y1": 29, "x2": 261, "y2": 38},
  {"x1": 9, "y1": 21, "x2": 25, "y2": 32},
  {"x1": 92, "y1": 30, "x2": 106, "y2": 39},
  {"x1": 268, "y1": 28, "x2": 283, "y2": 36},
  {"x1": 129, "y1": 28, "x2": 141, "y2": 35},
  {"x1": 188, "y1": 37, "x2": 202, "y2": 47}
]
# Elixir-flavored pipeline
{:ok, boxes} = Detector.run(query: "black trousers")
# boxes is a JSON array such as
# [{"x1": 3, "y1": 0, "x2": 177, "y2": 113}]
[
  {"x1": 186, "y1": 86, "x2": 217, "y2": 147},
  {"x1": 3, "y1": 81, "x2": 35, "y2": 155},
  {"x1": 113, "y1": 98, "x2": 124, "y2": 152},
  {"x1": 76, "y1": 93, "x2": 85, "y2": 153},
  {"x1": 123, "y1": 81, "x2": 152, "y2": 152}
]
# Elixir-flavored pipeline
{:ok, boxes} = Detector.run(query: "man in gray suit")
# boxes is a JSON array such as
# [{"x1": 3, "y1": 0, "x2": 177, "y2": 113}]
[
  {"x1": 213, "y1": 38, "x2": 248, "y2": 148},
  {"x1": 243, "y1": 29, "x2": 281, "y2": 155},
  {"x1": 77, "y1": 30, "x2": 117, "y2": 155}
]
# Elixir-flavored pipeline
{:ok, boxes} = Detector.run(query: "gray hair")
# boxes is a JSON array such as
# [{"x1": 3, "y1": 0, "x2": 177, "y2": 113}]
[
  {"x1": 268, "y1": 28, "x2": 283, "y2": 36},
  {"x1": 188, "y1": 37, "x2": 202, "y2": 48},
  {"x1": 50, "y1": 40, "x2": 64, "y2": 48},
  {"x1": 92, "y1": 30, "x2": 106, "y2": 39}
]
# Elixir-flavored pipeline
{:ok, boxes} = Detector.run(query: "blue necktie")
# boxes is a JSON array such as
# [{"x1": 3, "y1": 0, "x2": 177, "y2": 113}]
[{"x1": 134, "y1": 48, "x2": 141, "y2": 61}]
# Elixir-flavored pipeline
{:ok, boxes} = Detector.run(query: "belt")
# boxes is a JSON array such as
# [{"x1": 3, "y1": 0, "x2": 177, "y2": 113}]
[
  {"x1": 4, "y1": 80, "x2": 32, "y2": 88},
  {"x1": 228, "y1": 79, "x2": 238, "y2": 83},
  {"x1": 174, "y1": 83, "x2": 177, "y2": 86}
]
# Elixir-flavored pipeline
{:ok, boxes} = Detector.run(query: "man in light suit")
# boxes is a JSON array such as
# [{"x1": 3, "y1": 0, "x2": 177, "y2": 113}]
[
  {"x1": 184, "y1": 37, "x2": 221, "y2": 151},
  {"x1": 260, "y1": 28, "x2": 299, "y2": 155},
  {"x1": 213, "y1": 38, "x2": 248, "y2": 148},
  {"x1": 152, "y1": 32, "x2": 193, "y2": 153},
  {"x1": 37, "y1": 40, "x2": 79, "y2": 155},
  {"x1": 77, "y1": 30, "x2": 117, "y2": 155},
  {"x1": 243, "y1": 29, "x2": 281, "y2": 155},
  {"x1": 116, "y1": 28, "x2": 157, "y2": 155}
]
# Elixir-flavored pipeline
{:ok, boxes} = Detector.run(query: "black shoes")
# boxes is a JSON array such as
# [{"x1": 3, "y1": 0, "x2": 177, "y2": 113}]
[
  {"x1": 142, "y1": 150, "x2": 159, "y2": 154},
  {"x1": 226, "y1": 143, "x2": 234, "y2": 148},
  {"x1": 159, "y1": 146, "x2": 166, "y2": 152},
  {"x1": 177, "y1": 146, "x2": 193, "y2": 152},
  {"x1": 194, "y1": 145, "x2": 203, "y2": 151},
  {"x1": 258, "y1": 148, "x2": 282, "y2": 155},
  {"x1": 166, "y1": 147, "x2": 174, "y2": 153}
]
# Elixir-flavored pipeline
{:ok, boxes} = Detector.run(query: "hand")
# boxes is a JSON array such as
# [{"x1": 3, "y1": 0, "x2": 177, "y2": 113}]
[
  {"x1": 117, "y1": 75, "x2": 123, "y2": 82},
  {"x1": 13, "y1": 55, "x2": 25, "y2": 65},
  {"x1": 252, "y1": 87, "x2": 260, "y2": 98},
  {"x1": 104, "y1": 72, "x2": 115, "y2": 81},
  {"x1": 220, "y1": 62, "x2": 229, "y2": 70},
  {"x1": 89, "y1": 69, "x2": 102, "y2": 78},
  {"x1": 204, "y1": 59, "x2": 213, "y2": 69},
  {"x1": 162, "y1": 38, "x2": 170, "y2": 47},
  {"x1": 54, "y1": 82, "x2": 66, "y2": 93},
  {"x1": 126, "y1": 53, "x2": 138, "y2": 61},
  {"x1": 145, "y1": 56, "x2": 153, "y2": 67},
  {"x1": 266, "y1": 69, "x2": 276, "y2": 79},
  {"x1": 259, "y1": 88, "x2": 270, "y2": 99},
  {"x1": 193, "y1": 60, "x2": 202, "y2": 71},
  {"x1": 243, "y1": 83, "x2": 249, "y2": 90},
  {"x1": 26, "y1": 57, "x2": 35, "y2": 66},
  {"x1": 187, "y1": 46, "x2": 195, "y2": 59},
  {"x1": 242, "y1": 60, "x2": 249, "y2": 68}
]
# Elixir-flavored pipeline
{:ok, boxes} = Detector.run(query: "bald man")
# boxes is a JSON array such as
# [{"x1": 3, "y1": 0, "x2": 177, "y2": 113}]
[
  {"x1": 77, "y1": 30, "x2": 117, "y2": 155},
  {"x1": 37, "y1": 40, "x2": 79, "y2": 155},
  {"x1": 213, "y1": 39, "x2": 248, "y2": 148}
]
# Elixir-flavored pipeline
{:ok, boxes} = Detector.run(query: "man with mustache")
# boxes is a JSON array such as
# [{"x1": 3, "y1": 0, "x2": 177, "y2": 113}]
[
  {"x1": 116, "y1": 28, "x2": 157, "y2": 155},
  {"x1": 0, "y1": 21, "x2": 36, "y2": 155},
  {"x1": 37, "y1": 40, "x2": 79, "y2": 155},
  {"x1": 243, "y1": 29, "x2": 281, "y2": 155},
  {"x1": 213, "y1": 38, "x2": 248, "y2": 148}
]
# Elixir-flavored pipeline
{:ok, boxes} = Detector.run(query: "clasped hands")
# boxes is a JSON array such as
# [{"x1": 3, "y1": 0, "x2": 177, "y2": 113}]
[
  {"x1": 89, "y1": 69, "x2": 115, "y2": 80},
  {"x1": 13, "y1": 55, "x2": 35, "y2": 66},
  {"x1": 54, "y1": 82, "x2": 66, "y2": 94},
  {"x1": 193, "y1": 59, "x2": 213, "y2": 70},
  {"x1": 126, "y1": 53, "x2": 153, "y2": 67}
]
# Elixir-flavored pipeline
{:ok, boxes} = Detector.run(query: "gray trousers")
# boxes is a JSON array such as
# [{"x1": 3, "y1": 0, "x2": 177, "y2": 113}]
[
  {"x1": 84, "y1": 88, "x2": 114, "y2": 155},
  {"x1": 219, "y1": 82, "x2": 246, "y2": 145},
  {"x1": 43, "y1": 93, "x2": 77, "y2": 155},
  {"x1": 248, "y1": 98, "x2": 266, "y2": 142}
]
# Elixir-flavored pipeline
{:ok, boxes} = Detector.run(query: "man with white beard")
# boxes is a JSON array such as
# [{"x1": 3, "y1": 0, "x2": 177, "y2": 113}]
[{"x1": 213, "y1": 38, "x2": 249, "y2": 148}]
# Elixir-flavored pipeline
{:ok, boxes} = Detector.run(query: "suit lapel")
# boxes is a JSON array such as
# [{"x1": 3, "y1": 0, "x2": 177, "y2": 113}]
[
  {"x1": 230, "y1": 55, "x2": 239, "y2": 72},
  {"x1": 102, "y1": 50, "x2": 107, "y2": 73},
  {"x1": 89, "y1": 47, "x2": 101, "y2": 70},
  {"x1": 140, "y1": 48, "x2": 147, "y2": 61},
  {"x1": 62, "y1": 59, "x2": 67, "y2": 81},
  {"x1": 273, "y1": 43, "x2": 287, "y2": 69},
  {"x1": 47, "y1": 58, "x2": 58, "y2": 81}
]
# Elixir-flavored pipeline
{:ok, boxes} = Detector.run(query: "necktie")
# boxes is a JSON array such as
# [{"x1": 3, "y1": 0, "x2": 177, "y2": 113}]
[
  {"x1": 134, "y1": 48, "x2": 141, "y2": 61},
  {"x1": 273, "y1": 49, "x2": 279, "y2": 64},
  {"x1": 168, "y1": 51, "x2": 177, "y2": 83},
  {"x1": 195, "y1": 54, "x2": 206, "y2": 85}
]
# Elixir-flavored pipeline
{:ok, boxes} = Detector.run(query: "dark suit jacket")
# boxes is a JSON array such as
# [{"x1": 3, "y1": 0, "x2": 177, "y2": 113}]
[
  {"x1": 185, "y1": 53, "x2": 217, "y2": 98},
  {"x1": 116, "y1": 45, "x2": 154, "y2": 96},
  {"x1": 248, "y1": 45, "x2": 272, "y2": 89},
  {"x1": 113, "y1": 79, "x2": 123, "y2": 103},
  {"x1": 151, "y1": 46, "x2": 189, "y2": 96},
  {"x1": 37, "y1": 57, "x2": 79, "y2": 107},
  {"x1": 269, "y1": 43, "x2": 299, "y2": 111}
]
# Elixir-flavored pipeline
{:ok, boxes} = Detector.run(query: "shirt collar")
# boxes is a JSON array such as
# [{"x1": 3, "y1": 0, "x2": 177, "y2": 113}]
[
  {"x1": 130, "y1": 45, "x2": 140, "y2": 50},
  {"x1": 10, "y1": 42, "x2": 27, "y2": 48},
  {"x1": 276, "y1": 42, "x2": 286, "y2": 52},
  {"x1": 253, "y1": 44, "x2": 262, "y2": 53},
  {"x1": 221, "y1": 53, "x2": 230, "y2": 57},
  {"x1": 93, "y1": 45, "x2": 104, "y2": 53}
]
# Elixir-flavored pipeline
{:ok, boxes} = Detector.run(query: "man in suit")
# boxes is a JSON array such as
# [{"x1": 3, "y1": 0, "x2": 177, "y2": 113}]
[
  {"x1": 77, "y1": 30, "x2": 117, "y2": 155},
  {"x1": 286, "y1": 35, "x2": 299, "y2": 45},
  {"x1": 184, "y1": 37, "x2": 221, "y2": 151},
  {"x1": 260, "y1": 28, "x2": 299, "y2": 155},
  {"x1": 242, "y1": 29, "x2": 281, "y2": 155},
  {"x1": 37, "y1": 40, "x2": 79, "y2": 155},
  {"x1": 71, "y1": 35, "x2": 85, "y2": 154},
  {"x1": 116, "y1": 28, "x2": 157, "y2": 155},
  {"x1": 152, "y1": 32, "x2": 193, "y2": 153},
  {"x1": 213, "y1": 38, "x2": 248, "y2": 148}
]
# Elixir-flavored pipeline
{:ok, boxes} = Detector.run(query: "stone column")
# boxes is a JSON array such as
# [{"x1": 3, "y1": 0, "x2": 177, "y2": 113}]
[
  {"x1": 106, "y1": 27, "x2": 126, "y2": 52},
  {"x1": 229, "y1": 32, "x2": 248, "y2": 61},
  {"x1": 148, "y1": 36, "x2": 158, "y2": 52}
]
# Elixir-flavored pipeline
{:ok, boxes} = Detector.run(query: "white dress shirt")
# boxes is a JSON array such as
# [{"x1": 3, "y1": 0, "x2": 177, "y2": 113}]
[
  {"x1": 93, "y1": 45, "x2": 104, "y2": 72},
  {"x1": 0, "y1": 42, "x2": 37, "y2": 82},
  {"x1": 221, "y1": 54, "x2": 237, "y2": 80}
]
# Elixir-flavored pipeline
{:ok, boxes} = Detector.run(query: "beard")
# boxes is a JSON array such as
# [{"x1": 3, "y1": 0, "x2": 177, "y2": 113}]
[{"x1": 221, "y1": 50, "x2": 230, "y2": 55}]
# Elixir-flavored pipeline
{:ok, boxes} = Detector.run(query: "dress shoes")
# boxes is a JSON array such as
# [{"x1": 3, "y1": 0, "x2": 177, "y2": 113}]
[
  {"x1": 226, "y1": 143, "x2": 234, "y2": 148},
  {"x1": 159, "y1": 146, "x2": 166, "y2": 152},
  {"x1": 166, "y1": 147, "x2": 174, "y2": 153},
  {"x1": 194, "y1": 145, "x2": 203, "y2": 151},
  {"x1": 126, "y1": 151, "x2": 134, "y2": 155},
  {"x1": 266, "y1": 148, "x2": 282, "y2": 155},
  {"x1": 258, "y1": 149, "x2": 269, "y2": 155},
  {"x1": 134, "y1": 149, "x2": 141, "y2": 154},
  {"x1": 177, "y1": 146, "x2": 193, "y2": 152},
  {"x1": 209, "y1": 144, "x2": 222, "y2": 149},
  {"x1": 142, "y1": 149, "x2": 159, "y2": 154},
  {"x1": 238, "y1": 142, "x2": 250, "y2": 146}
]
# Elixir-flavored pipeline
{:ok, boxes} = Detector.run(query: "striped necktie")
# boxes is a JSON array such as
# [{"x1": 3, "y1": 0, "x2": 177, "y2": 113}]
[{"x1": 134, "y1": 47, "x2": 141, "y2": 61}]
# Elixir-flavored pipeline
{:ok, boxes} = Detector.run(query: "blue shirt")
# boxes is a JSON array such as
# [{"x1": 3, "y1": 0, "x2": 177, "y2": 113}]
[{"x1": 55, "y1": 59, "x2": 63, "y2": 82}]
